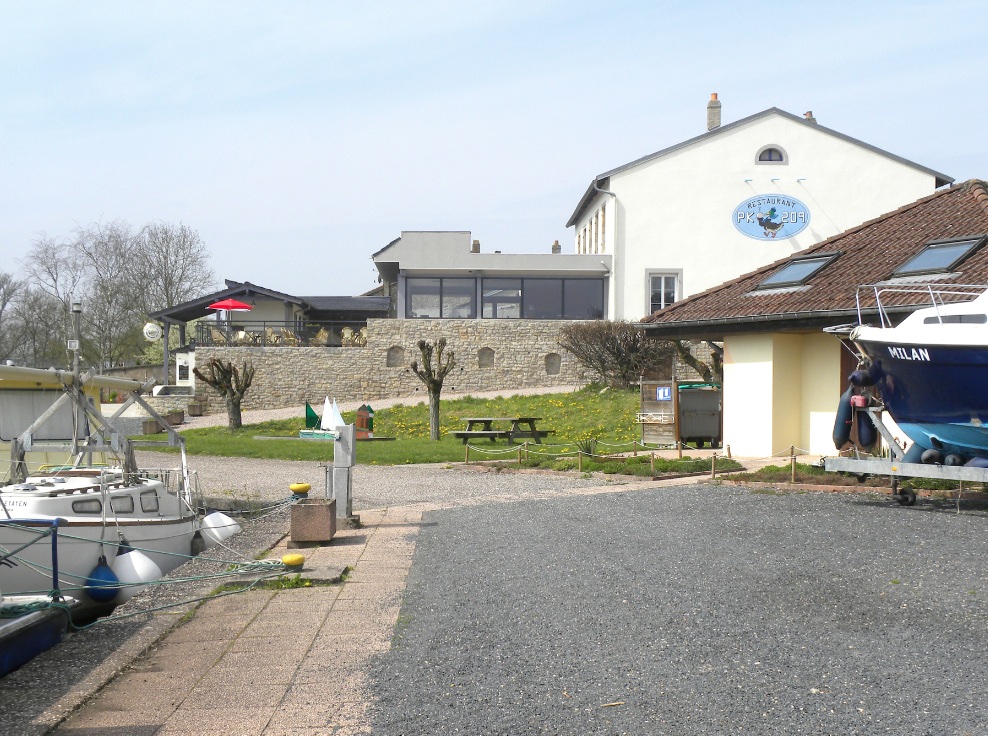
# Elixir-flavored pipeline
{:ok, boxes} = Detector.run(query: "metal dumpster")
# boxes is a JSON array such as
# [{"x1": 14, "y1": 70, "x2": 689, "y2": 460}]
[{"x1": 677, "y1": 383, "x2": 722, "y2": 448}]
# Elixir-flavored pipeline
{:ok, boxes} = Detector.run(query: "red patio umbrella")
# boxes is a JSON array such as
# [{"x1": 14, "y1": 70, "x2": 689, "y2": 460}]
[{"x1": 208, "y1": 298, "x2": 253, "y2": 311}]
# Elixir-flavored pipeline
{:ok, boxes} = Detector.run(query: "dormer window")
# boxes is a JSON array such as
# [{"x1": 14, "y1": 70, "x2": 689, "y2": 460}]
[
  {"x1": 756, "y1": 252, "x2": 840, "y2": 289},
  {"x1": 756, "y1": 146, "x2": 787, "y2": 164},
  {"x1": 892, "y1": 236, "x2": 986, "y2": 277}
]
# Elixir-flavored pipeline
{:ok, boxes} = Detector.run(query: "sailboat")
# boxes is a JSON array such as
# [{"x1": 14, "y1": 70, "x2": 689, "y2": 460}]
[
  {"x1": 299, "y1": 397, "x2": 346, "y2": 440},
  {"x1": 0, "y1": 363, "x2": 239, "y2": 621}
]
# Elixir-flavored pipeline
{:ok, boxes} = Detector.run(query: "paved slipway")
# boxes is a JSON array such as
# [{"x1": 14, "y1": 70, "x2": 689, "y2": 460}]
[{"x1": 1, "y1": 387, "x2": 986, "y2": 735}]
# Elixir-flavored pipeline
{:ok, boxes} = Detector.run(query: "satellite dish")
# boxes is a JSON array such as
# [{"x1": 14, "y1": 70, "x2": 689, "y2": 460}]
[{"x1": 143, "y1": 322, "x2": 162, "y2": 341}]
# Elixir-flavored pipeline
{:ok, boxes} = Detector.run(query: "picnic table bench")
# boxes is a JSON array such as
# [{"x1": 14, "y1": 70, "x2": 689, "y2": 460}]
[{"x1": 452, "y1": 417, "x2": 554, "y2": 445}]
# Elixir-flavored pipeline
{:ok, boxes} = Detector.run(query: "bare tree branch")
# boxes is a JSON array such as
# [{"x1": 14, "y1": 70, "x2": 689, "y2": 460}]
[{"x1": 411, "y1": 338, "x2": 455, "y2": 440}]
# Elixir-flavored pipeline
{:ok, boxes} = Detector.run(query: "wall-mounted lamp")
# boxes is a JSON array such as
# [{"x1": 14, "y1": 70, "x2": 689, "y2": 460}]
[
  {"x1": 744, "y1": 178, "x2": 753, "y2": 183},
  {"x1": 770, "y1": 178, "x2": 780, "y2": 182},
  {"x1": 796, "y1": 178, "x2": 807, "y2": 183}
]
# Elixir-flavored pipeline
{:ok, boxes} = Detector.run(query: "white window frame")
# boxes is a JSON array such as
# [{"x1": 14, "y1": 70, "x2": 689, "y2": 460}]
[
  {"x1": 755, "y1": 145, "x2": 788, "y2": 165},
  {"x1": 646, "y1": 271, "x2": 681, "y2": 314}
]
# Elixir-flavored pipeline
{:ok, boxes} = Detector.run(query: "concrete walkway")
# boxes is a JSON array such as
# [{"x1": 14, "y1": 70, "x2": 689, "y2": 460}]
[{"x1": 54, "y1": 474, "x2": 683, "y2": 735}]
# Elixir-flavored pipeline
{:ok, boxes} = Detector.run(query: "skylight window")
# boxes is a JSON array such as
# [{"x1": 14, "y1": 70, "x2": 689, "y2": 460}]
[
  {"x1": 893, "y1": 236, "x2": 985, "y2": 276},
  {"x1": 756, "y1": 252, "x2": 839, "y2": 289}
]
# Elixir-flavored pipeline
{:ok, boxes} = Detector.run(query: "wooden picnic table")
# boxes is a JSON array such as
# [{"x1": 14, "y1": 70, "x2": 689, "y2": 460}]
[{"x1": 453, "y1": 417, "x2": 552, "y2": 444}]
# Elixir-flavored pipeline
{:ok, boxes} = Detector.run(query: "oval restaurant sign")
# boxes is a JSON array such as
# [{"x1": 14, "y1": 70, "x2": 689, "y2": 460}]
[{"x1": 733, "y1": 195, "x2": 810, "y2": 240}]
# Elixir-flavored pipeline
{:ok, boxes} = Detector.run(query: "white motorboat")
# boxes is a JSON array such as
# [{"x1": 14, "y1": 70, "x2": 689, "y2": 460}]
[
  {"x1": 845, "y1": 284, "x2": 988, "y2": 462},
  {"x1": 0, "y1": 363, "x2": 238, "y2": 619}
]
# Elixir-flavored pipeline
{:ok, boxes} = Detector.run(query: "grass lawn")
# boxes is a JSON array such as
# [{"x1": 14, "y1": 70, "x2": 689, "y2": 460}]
[
  {"x1": 175, "y1": 386, "x2": 739, "y2": 476},
  {"x1": 730, "y1": 462, "x2": 988, "y2": 493}
]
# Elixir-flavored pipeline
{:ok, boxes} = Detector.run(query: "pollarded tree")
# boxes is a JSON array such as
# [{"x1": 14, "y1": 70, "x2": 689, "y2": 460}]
[
  {"x1": 410, "y1": 338, "x2": 455, "y2": 440},
  {"x1": 193, "y1": 358, "x2": 256, "y2": 429}
]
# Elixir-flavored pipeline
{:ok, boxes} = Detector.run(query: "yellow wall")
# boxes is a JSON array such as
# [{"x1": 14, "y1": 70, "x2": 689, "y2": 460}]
[
  {"x1": 771, "y1": 334, "x2": 803, "y2": 455},
  {"x1": 801, "y1": 334, "x2": 844, "y2": 455},
  {"x1": 723, "y1": 332, "x2": 844, "y2": 458}
]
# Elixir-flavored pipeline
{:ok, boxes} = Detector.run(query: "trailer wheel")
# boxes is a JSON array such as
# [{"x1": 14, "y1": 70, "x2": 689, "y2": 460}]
[{"x1": 895, "y1": 489, "x2": 917, "y2": 506}]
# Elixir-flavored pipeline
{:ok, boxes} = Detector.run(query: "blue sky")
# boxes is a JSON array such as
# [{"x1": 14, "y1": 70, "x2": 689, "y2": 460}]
[{"x1": 2, "y1": 1, "x2": 986, "y2": 298}]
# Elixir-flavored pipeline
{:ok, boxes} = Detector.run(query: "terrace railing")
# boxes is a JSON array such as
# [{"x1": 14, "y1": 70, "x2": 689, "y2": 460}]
[{"x1": 195, "y1": 321, "x2": 369, "y2": 348}]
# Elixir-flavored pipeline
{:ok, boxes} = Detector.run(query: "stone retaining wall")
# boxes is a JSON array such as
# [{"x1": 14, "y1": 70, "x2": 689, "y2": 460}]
[{"x1": 195, "y1": 319, "x2": 586, "y2": 414}]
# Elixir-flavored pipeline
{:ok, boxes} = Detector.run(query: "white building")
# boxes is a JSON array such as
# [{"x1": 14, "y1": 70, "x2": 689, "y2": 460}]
[
  {"x1": 370, "y1": 97, "x2": 950, "y2": 325},
  {"x1": 566, "y1": 95, "x2": 952, "y2": 320}
]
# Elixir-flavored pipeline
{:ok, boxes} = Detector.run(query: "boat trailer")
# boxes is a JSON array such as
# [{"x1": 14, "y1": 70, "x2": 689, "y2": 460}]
[{"x1": 823, "y1": 406, "x2": 988, "y2": 506}]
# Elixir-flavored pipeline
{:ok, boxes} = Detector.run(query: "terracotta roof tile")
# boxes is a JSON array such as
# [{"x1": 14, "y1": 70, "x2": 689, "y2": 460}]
[{"x1": 641, "y1": 180, "x2": 988, "y2": 333}]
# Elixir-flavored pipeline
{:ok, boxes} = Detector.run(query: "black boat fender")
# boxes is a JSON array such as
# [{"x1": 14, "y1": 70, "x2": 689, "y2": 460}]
[
  {"x1": 833, "y1": 386, "x2": 854, "y2": 449},
  {"x1": 849, "y1": 369, "x2": 874, "y2": 387},
  {"x1": 921, "y1": 448, "x2": 944, "y2": 465},
  {"x1": 856, "y1": 410, "x2": 878, "y2": 450}
]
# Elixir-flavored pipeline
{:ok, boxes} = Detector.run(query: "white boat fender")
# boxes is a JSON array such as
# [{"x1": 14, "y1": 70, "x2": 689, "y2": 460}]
[
  {"x1": 112, "y1": 547, "x2": 163, "y2": 603},
  {"x1": 200, "y1": 511, "x2": 242, "y2": 548},
  {"x1": 965, "y1": 456, "x2": 988, "y2": 468},
  {"x1": 84, "y1": 555, "x2": 120, "y2": 603}
]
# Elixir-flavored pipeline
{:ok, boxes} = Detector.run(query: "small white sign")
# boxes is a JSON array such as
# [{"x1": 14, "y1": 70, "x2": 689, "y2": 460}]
[{"x1": 67, "y1": 340, "x2": 80, "y2": 350}]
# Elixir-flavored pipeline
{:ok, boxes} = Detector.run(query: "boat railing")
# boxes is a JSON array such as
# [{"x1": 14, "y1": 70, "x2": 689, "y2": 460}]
[
  {"x1": 0, "y1": 519, "x2": 64, "y2": 600},
  {"x1": 142, "y1": 467, "x2": 204, "y2": 517},
  {"x1": 856, "y1": 283, "x2": 987, "y2": 328}
]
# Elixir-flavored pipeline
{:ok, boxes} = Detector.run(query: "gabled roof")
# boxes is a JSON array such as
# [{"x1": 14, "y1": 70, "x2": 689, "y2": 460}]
[
  {"x1": 149, "y1": 281, "x2": 307, "y2": 323},
  {"x1": 566, "y1": 107, "x2": 954, "y2": 227},
  {"x1": 149, "y1": 281, "x2": 388, "y2": 324},
  {"x1": 639, "y1": 180, "x2": 988, "y2": 340}
]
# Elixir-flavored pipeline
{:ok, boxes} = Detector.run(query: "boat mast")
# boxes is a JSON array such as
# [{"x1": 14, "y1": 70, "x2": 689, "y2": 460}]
[{"x1": 70, "y1": 301, "x2": 83, "y2": 462}]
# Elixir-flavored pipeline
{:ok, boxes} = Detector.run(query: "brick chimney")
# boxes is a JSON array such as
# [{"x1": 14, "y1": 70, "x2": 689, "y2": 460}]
[
  {"x1": 706, "y1": 93, "x2": 721, "y2": 131},
  {"x1": 551, "y1": 239, "x2": 561, "y2": 254},
  {"x1": 803, "y1": 110, "x2": 817, "y2": 124},
  {"x1": 471, "y1": 239, "x2": 480, "y2": 253}
]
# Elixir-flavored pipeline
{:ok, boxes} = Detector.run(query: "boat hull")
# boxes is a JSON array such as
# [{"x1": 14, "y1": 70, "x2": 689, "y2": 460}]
[
  {"x1": 854, "y1": 337, "x2": 988, "y2": 456},
  {"x1": 0, "y1": 595, "x2": 75, "y2": 676},
  {"x1": 0, "y1": 518, "x2": 197, "y2": 615}
]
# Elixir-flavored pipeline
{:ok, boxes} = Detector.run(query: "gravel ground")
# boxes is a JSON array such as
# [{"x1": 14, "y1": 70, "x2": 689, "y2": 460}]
[
  {"x1": 0, "y1": 458, "x2": 619, "y2": 735},
  {"x1": 368, "y1": 486, "x2": 988, "y2": 735}
]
